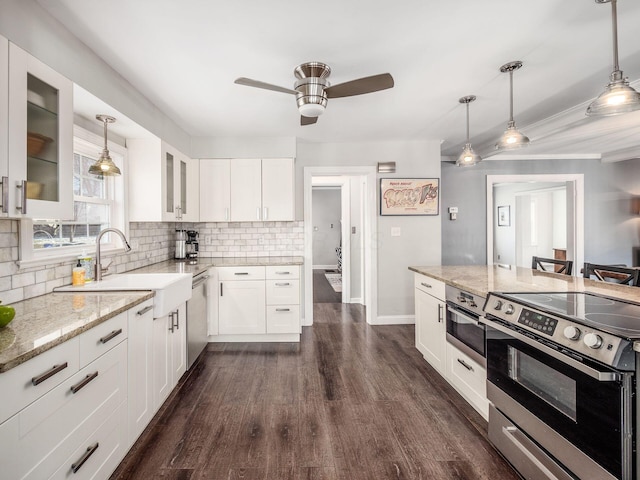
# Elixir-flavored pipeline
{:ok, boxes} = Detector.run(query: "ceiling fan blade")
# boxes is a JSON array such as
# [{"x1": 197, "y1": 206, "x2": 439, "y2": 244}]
[
  {"x1": 234, "y1": 77, "x2": 297, "y2": 95},
  {"x1": 301, "y1": 115, "x2": 318, "y2": 126},
  {"x1": 325, "y1": 73, "x2": 394, "y2": 99}
]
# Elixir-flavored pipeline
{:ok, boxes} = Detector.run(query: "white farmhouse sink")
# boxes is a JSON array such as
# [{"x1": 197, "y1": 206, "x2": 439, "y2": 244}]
[{"x1": 57, "y1": 273, "x2": 192, "y2": 317}]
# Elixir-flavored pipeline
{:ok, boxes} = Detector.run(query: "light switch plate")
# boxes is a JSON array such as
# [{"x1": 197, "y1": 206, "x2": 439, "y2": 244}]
[{"x1": 448, "y1": 207, "x2": 458, "y2": 213}]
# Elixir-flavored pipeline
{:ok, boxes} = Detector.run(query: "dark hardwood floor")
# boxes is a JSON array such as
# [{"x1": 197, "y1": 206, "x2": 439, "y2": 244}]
[
  {"x1": 111, "y1": 303, "x2": 519, "y2": 480},
  {"x1": 313, "y1": 269, "x2": 341, "y2": 304}
]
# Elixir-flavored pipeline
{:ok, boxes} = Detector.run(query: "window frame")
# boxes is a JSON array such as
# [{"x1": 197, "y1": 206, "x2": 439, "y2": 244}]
[{"x1": 19, "y1": 125, "x2": 129, "y2": 266}]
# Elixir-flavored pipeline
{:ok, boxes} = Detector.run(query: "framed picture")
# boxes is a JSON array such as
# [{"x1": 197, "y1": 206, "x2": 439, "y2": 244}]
[
  {"x1": 380, "y1": 178, "x2": 439, "y2": 216},
  {"x1": 498, "y1": 205, "x2": 511, "y2": 226}
]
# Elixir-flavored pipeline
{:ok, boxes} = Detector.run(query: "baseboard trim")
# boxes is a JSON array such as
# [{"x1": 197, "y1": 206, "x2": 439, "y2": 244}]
[
  {"x1": 208, "y1": 333, "x2": 300, "y2": 343},
  {"x1": 349, "y1": 297, "x2": 363, "y2": 305},
  {"x1": 369, "y1": 314, "x2": 415, "y2": 325}
]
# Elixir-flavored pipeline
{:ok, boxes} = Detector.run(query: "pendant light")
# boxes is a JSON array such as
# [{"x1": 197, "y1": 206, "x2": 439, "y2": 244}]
[
  {"x1": 495, "y1": 61, "x2": 530, "y2": 150},
  {"x1": 586, "y1": 0, "x2": 640, "y2": 116},
  {"x1": 89, "y1": 114, "x2": 121, "y2": 176},
  {"x1": 456, "y1": 95, "x2": 482, "y2": 166}
]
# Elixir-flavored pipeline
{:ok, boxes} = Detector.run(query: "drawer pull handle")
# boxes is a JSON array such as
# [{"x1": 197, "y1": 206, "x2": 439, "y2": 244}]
[
  {"x1": 275, "y1": 282, "x2": 290, "y2": 286},
  {"x1": 136, "y1": 305, "x2": 153, "y2": 316},
  {"x1": 71, "y1": 442, "x2": 99, "y2": 474},
  {"x1": 421, "y1": 282, "x2": 432, "y2": 288},
  {"x1": 457, "y1": 358, "x2": 474, "y2": 372},
  {"x1": 275, "y1": 271, "x2": 290, "y2": 275},
  {"x1": 275, "y1": 308, "x2": 291, "y2": 312},
  {"x1": 234, "y1": 272, "x2": 249, "y2": 275},
  {"x1": 99, "y1": 328, "x2": 123, "y2": 344},
  {"x1": 32, "y1": 362, "x2": 68, "y2": 386},
  {"x1": 70, "y1": 371, "x2": 99, "y2": 394}
]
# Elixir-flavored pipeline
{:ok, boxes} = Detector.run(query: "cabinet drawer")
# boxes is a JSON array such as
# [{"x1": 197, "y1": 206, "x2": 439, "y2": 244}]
[
  {"x1": 52, "y1": 402, "x2": 126, "y2": 480},
  {"x1": 217, "y1": 266, "x2": 265, "y2": 281},
  {"x1": 79, "y1": 311, "x2": 128, "y2": 367},
  {"x1": 0, "y1": 341, "x2": 127, "y2": 480},
  {"x1": 445, "y1": 342, "x2": 488, "y2": 419},
  {"x1": 266, "y1": 265, "x2": 299, "y2": 280},
  {"x1": 266, "y1": 305, "x2": 300, "y2": 334},
  {"x1": 415, "y1": 274, "x2": 445, "y2": 301},
  {"x1": 0, "y1": 337, "x2": 80, "y2": 424},
  {"x1": 266, "y1": 279, "x2": 300, "y2": 305}
]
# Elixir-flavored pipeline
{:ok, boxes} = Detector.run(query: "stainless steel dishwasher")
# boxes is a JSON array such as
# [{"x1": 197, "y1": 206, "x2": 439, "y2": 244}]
[{"x1": 186, "y1": 270, "x2": 209, "y2": 369}]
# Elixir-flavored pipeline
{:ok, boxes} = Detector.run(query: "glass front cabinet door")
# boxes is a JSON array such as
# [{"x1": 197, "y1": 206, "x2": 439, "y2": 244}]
[{"x1": 7, "y1": 43, "x2": 73, "y2": 219}]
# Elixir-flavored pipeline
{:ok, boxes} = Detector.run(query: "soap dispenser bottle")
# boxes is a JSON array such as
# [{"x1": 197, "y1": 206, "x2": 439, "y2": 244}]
[{"x1": 72, "y1": 259, "x2": 85, "y2": 286}]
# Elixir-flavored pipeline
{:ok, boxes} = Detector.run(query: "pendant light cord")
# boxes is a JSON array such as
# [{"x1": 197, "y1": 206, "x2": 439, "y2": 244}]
[
  {"x1": 465, "y1": 102, "x2": 470, "y2": 142},
  {"x1": 509, "y1": 70, "x2": 514, "y2": 122},
  {"x1": 611, "y1": 0, "x2": 619, "y2": 72},
  {"x1": 102, "y1": 118, "x2": 109, "y2": 152}
]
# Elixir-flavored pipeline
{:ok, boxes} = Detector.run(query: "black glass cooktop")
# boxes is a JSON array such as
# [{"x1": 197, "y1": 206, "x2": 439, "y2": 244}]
[{"x1": 497, "y1": 291, "x2": 640, "y2": 339}]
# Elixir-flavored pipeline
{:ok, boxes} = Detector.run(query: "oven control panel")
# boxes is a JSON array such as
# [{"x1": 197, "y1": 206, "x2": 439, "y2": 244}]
[
  {"x1": 518, "y1": 309, "x2": 558, "y2": 336},
  {"x1": 483, "y1": 293, "x2": 630, "y2": 367}
]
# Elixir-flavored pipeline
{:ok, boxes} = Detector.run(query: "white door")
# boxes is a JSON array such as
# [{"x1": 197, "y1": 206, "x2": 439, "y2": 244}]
[
  {"x1": 200, "y1": 159, "x2": 231, "y2": 221},
  {"x1": 415, "y1": 289, "x2": 445, "y2": 374},
  {"x1": 230, "y1": 158, "x2": 261, "y2": 221},
  {"x1": 179, "y1": 157, "x2": 200, "y2": 222},
  {"x1": 152, "y1": 313, "x2": 171, "y2": 409},
  {"x1": 218, "y1": 280, "x2": 266, "y2": 334}
]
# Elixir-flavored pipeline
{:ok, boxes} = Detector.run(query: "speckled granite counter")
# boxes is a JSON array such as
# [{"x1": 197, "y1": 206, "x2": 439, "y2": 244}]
[
  {"x1": 0, "y1": 291, "x2": 153, "y2": 372},
  {"x1": 127, "y1": 256, "x2": 304, "y2": 276},
  {"x1": 409, "y1": 265, "x2": 640, "y2": 304}
]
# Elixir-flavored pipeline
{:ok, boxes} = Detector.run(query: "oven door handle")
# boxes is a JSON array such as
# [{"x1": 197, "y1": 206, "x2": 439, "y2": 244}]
[
  {"x1": 482, "y1": 316, "x2": 621, "y2": 382},
  {"x1": 447, "y1": 305, "x2": 480, "y2": 325}
]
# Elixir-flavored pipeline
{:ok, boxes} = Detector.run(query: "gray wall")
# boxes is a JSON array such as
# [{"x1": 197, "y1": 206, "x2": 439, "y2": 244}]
[
  {"x1": 442, "y1": 158, "x2": 640, "y2": 267},
  {"x1": 312, "y1": 188, "x2": 341, "y2": 267},
  {"x1": 297, "y1": 140, "x2": 442, "y2": 317}
]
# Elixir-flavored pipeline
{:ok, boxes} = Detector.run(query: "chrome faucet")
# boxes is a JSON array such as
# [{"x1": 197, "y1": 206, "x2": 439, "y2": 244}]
[{"x1": 95, "y1": 228, "x2": 132, "y2": 281}]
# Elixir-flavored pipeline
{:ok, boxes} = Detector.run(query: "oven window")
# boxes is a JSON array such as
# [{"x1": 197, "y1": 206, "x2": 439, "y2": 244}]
[{"x1": 508, "y1": 346, "x2": 577, "y2": 421}]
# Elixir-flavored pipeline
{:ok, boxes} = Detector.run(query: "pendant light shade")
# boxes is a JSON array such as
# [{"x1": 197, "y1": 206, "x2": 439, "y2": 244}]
[
  {"x1": 587, "y1": 0, "x2": 640, "y2": 116},
  {"x1": 89, "y1": 114, "x2": 121, "y2": 176},
  {"x1": 495, "y1": 61, "x2": 530, "y2": 150},
  {"x1": 456, "y1": 95, "x2": 482, "y2": 167}
]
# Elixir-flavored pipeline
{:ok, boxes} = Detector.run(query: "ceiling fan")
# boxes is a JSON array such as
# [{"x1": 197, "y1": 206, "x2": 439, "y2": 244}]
[{"x1": 234, "y1": 62, "x2": 394, "y2": 126}]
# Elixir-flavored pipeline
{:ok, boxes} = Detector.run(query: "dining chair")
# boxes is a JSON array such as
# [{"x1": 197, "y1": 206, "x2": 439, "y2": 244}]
[
  {"x1": 531, "y1": 256, "x2": 573, "y2": 275},
  {"x1": 582, "y1": 263, "x2": 640, "y2": 286}
]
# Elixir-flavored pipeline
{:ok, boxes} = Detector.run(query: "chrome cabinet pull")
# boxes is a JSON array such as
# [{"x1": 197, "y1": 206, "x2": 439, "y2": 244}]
[
  {"x1": 234, "y1": 272, "x2": 249, "y2": 275},
  {"x1": 99, "y1": 329, "x2": 122, "y2": 344},
  {"x1": 457, "y1": 358, "x2": 474, "y2": 372},
  {"x1": 275, "y1": 271, "x2": 290, "y2": 275},
  {"x1": 168, "y1": 311, "x2": 175, "y2": 332},
  {"x1": 71, "y1": 442, "x2": 99, "y2": 473},
  {"x1": 225, "y1": 207, "x2": 229, "y2": 221},
  {"x1": 263, "y1": 207, "x2": 268, "y2": 220},
  {"x1": 220, "y1": 283, "x2": 223, "y2": 296},
  {"x1": 256, "y1": 207, "x2": 261, "y2": 220},
  {"x1": 421, "y1": 282, "x2": 432, "y2": 288},
  {"x1": 32, "y1": 362, "x2": 68, "y2": 386},
  {"x1": 437, "y1": 304, "x2": 443, "y2": 323},
  {"x1": 16, "y1": 180, "x2": 27, "y2": 214},
  {"x1": 0, "y1": 176, "x2": 7, "y2": 214},
  {"x1": 70, "y1": 371, "x2": 99, "y2": 394},
  {"x1": 275, "y1": 308, "x2": 291, "y2": 312},
  {"x1": 136, "y1": 305, "x2": 153, "y2": 316},
  {"x1": 174, "y1": 309, "x2": 179, "y2": 330},
  {"x1": 275, "y1": 282, "x2": 290, "y2": 286}
]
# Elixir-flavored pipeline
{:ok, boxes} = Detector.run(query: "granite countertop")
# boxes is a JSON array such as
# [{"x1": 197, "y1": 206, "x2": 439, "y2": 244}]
[
  {"x1": 0, "y1": 291, "x2": 154, "y2": 373},
  {"x1": 127, "y1": 256, "x2": 304, "y2": 276},
  {"x1": 409, "y1": 265, "x2": 640, "y2": 304}
]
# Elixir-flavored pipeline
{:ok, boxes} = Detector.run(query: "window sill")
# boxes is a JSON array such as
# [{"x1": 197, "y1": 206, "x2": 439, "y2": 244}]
[{"x1": 18, "y1": 246, "x2": 126, "y2": 269}]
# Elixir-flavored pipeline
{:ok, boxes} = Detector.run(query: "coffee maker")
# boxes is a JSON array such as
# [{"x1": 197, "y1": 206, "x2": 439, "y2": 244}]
[{"x1": 186, "y1": 230, "x2": 199, "y2": 259}]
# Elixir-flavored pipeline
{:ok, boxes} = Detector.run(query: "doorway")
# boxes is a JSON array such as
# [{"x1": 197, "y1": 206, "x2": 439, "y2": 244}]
[
  {"x1": 487, "y1": 174, "x2": 584, "y2": 271},
  {"x1": 303, "y1": 166, "x2": 376, "y2": 326}
]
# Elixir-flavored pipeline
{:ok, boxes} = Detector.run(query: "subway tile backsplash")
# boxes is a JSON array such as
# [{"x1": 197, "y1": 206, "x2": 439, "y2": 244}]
[{"x1": 0, "y1": 219, "x2": 304, "y2": 304}]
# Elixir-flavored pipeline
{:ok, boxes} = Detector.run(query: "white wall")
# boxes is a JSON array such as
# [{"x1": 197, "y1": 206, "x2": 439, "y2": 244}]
[
  {"x1": 312, "y1": 188, "x2": 341, "y2": 267},
  {"x1": 297, "y1": 140, "x2": 442, "y2": 317}
]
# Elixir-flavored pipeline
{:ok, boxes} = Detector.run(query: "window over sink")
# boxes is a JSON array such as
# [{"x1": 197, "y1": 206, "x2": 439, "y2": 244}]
[{"x1": 20, "y1": 125, "x2": 127, "y2": 264}]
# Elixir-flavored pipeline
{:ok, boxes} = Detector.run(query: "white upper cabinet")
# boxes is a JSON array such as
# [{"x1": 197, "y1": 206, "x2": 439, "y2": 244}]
[
  {"x1": 6, "y1": 41, "x2": 73, "y2": 219},
  {"x1": 200, "y1": 157, "x2": 294, "y2": 222},
  {"x1": 0, "y1": 36, "x2": 7, "y2": 208},
  {"x1": 128, "y1": 138, "x2": 199, "y2": 222}
]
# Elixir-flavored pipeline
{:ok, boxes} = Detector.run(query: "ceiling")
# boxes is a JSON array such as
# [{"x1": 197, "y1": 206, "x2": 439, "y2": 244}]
[{"x1": 38, "y1": 0, "x2": 640, "y2": 161}]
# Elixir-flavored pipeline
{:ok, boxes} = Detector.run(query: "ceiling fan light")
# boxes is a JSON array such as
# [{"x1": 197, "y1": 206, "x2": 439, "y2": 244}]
[
  {"x1": 298, "y1": 103, "x2": 325, "y2": 118},
  {"x1": 495, "y1": 121, "x2": 530, "y2": 150},
  {"x1": 456, "y1": 143, "x2": 482, "y2": 167},
  {"x1": 586, "y1": 74, "x2": 640, "y2": 116}
]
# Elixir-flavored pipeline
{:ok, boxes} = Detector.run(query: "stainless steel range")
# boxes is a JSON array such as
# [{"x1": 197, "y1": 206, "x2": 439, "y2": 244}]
[{"x1": 482, "y1": 291, "x2": 639, "y2": 480}]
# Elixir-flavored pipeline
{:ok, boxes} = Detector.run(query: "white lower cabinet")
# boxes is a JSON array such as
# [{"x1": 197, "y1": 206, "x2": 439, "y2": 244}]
[
  {"x1": 127, "y1": 299, "x2": 154, "y2": 444},
  {"x1": 414, "y1": 275, "x2": 446, "y2": 374},
  {"x1": 445, "y1": 342, "x2": 489, "y2": 419},
  {"x1": 152, "y1": 303, "x2": 187, "y2": 410},
  {"x1": 0, "y1": 339, "x2": 127, "y2": 480},
  {"x1": 215, "y1": 265, "x2": 301, "y2": 339}
]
